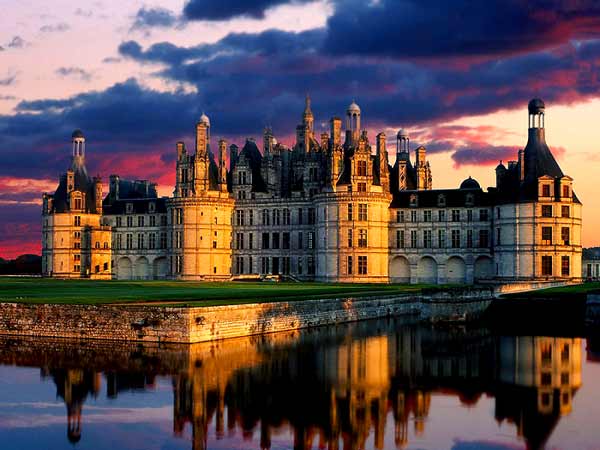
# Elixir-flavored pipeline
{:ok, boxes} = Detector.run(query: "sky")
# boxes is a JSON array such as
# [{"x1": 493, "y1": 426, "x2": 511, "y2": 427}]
[{"x1": 1, "y1": 0, "x2": 600, "y2": 258}]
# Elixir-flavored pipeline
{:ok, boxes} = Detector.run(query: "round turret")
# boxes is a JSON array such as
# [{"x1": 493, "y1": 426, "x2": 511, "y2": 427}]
[
  {"x1": 528, "y1": 98, "x2": 545, "y2": 115},
  {"x1": 397, "y1": 129, "x2": 408, "y2": 139},
  {"x1": 347, "y1": 101, "x2": 361, "y2": 114},
  {"x1": 72, "y1": 129, "x2": 84, "y2": 139},
  {"x1": 199, "y1": 112, "x2": 210, "y2": 127}
]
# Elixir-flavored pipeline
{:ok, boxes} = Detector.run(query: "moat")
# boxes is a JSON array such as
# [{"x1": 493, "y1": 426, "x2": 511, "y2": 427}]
[{"x1": 0, "y1": 317, "x2": 598, "y2": 450}]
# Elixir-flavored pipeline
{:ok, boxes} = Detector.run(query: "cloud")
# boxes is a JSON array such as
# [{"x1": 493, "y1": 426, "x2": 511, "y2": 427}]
[
  {"x1": 74, "y1": 8, "x2": 93, "y2": 17},
  {"x1": 56, "y1": 67, "x2": 93, "y2": 82},
  {"x1": 131, "y1": 7, "x2": 179, "y2": 31},
  {"x1": 0, "y1": 95, "x2": 16, "y2": 101},
  {"x1": 102, "y1": 56, "x2": 122, "y2": 64},
  {"x1": 0, "y1": 73, "x2": 17, "y2": 86},
  {"x1": 323, "y1": 0, "x2": 600, "y2": 60},
  {"x1": 183, "y1": 0, "x2": 313, "y2": 21},
  {"x1": 7, "y1": 36, "x2": 26, "y2": 49},
  {"x1": 40, "y1": 22, "x2": 70, "y2": 33}
]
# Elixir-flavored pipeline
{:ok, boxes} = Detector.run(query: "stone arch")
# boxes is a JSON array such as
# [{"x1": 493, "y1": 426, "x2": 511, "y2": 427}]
[
  {"x1": 417, "y1": 256, "x2": 438, "y2": 284},
  {"x1": 446, "y1": 256, "x2": 467, "y2": 284},
  {"x1": 152, "y1": 257, "x2": 168, "y2": 279},
  {"x1": 474, "y1": 256, "x2": 493, "y2": 281},
  {"x1": 390, "y1": 256, "x2": 410, "y2": 283},
  {"x1": 134, "y1": 256, "x2": 150, "y2": 280},
  {"x1": 117, "y1": 257, "x2": 132, "y2": 280}
]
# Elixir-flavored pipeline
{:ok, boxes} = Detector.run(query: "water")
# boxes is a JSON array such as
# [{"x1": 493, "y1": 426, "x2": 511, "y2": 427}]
[{"x1": 0, "y1": 318, "x2": 599, "y2": 450}]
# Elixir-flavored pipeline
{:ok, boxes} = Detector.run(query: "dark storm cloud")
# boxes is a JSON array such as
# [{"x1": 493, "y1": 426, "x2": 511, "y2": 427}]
[
  {"x1": 183, "y1": 0, "x2": 313, "y2": 21},
  {"x1": 131, "y1": 7, "x2": 179, "y2": 30},
  {"x1": 323, "y1": 0, "x2": 600, "y2": 59}
]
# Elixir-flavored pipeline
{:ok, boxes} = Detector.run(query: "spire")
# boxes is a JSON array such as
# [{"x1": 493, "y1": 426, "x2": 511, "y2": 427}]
[{"x1": 304, "y1": 94, "x2": 312, "y2": 115}]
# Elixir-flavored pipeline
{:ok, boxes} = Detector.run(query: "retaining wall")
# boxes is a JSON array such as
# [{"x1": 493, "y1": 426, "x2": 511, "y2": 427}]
[{"x1": 0, "y1": 289, "x2": 493, "y2": 343}]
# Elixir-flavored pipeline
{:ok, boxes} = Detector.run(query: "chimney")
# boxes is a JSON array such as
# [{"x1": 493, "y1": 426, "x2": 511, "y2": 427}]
[
  {"x1": 196, "y1": 122, "x2": 208, "y2": 155},
  {"x1": 176, "y1": 141, "x2": 186, "y2": 159},
  {"x1": 66, "y1": 170, "x2": 74, "y2": 194},
  {"x1": 320, "y1": 132, "x2": 329, "y2": 149},
  {"x1": 518, "y1": 149, "x2": 525, "y2": 181},
  {"x1": 109, "y1": 174, "x2": 119, "y2": 199},
  {"x1": 94, "y1": 176, "x2": 103, "y2": 213}
]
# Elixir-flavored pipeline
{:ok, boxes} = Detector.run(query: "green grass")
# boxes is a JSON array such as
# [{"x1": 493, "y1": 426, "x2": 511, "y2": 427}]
[
  {"x1": 0, "y1": 277, "x2": 438, "y2": 307},
  {"x1": 504, "y1": 282, "x2": 600, "y2": 298}
]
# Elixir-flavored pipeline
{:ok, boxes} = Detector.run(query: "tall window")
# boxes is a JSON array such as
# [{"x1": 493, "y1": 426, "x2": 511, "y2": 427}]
[
  {"x1": 236, "y1": 210, "x2": 244, "y2": 226},
  {"x1": 542, "y1": 184, "x2": 551, "y2": 197},
  {"x1": 561, "y1": 227, "x2": 570, "y2": 245},
  {"x1": 347, "y1": 203, "x2": 353, "y2": 221},
  {"x1": 410, "y1": 230, "x2": 418, "y2": 248},
  {"x1": 479, "y1": 230, "x2": 489, "y2": 248},
  {"x1": 467, "y1": 210, "x2": 473, "y2": 222},
  {"x1": 541, "y1": 226, "x2": 553, "y2": 244},
  {"x1": 396, "y1": 230, "x2": 405, "y2": 249},
  {"x1": 298, "y1": 232, "x2": 303, "y2": 249},
  {"x1": 396, "y1": 210, "x2": 404, "y2": 223},
  {"x1": 238, "y1": 171, "x2": 247, "y2": 185},
  {"x1": 451, "y1": 230, "x2": 461, "y2": 248},
  {"x1": 358, "y1": 204, "x2": 368, "y2": 221},
  {"x1": 348, "y1": 229, "x2": 353, "y2": 248},
  {"x1": 249, "y1": 232, "x2": 253, "y2": 249},
  {"x1": 74, "y1": 216, "x2": 81, "y2": 226},
  {"x1": 160, "y1": 233, "x2": 167, "y2": 249},
  {"x1": 423, "y1": 210, "x2": 432, "y2": 222},
  {"x1": 272, "y1": 232, "x2": 280, "y2": 249},
  {"x1": 74, "y1": 198, "x2": 82, "y2": 210},
  {"x1": 357, "y1": 160, "x2": 367, "y2": 176},
  {"x1": 138, "y1": 234, "x2": 144, "y2": 249},
  {"x1": 467, "y1": 229, "x2": 473, "y2": 248},
  {"x1": 126, "y1": 234, "x2": 133, "y2": 249},
  {"x1": 262, "y1": 209, "x2": 270, "y2": 225},
  {"x1": 561, "y1": 256, "x2": 570, "y2": 276},
  {"x1": 298, "y1": 208, "x2": 303, "y2": 225},
  {"x1": 236, "y1": 233, "x2": 244, "y2": 249},
  {"x1": 307, "y1": 231, "x2": 314, "y2": 249},
  {"x1": 149, "y1": 233, "x2": 156, "y2": 249},
  {"x1": 438, "y1": 229, "x2": 446, "y2": 248},
  {"x1": 452, "y1": 210, "x2": 460, "y2": 222},
  {"x1": 423, "y1": 230, "x2": 432, "y2": 248},
  {"x1": 358, "y1": 229, "x2": 368, "y2": 248},
  {"x1": 358, "y1": 256, "x2": 367, "y2": 275},
  {"x1": 357, "y1": 182, "x2": 367, "y2": 192},
  {"x1": 542, "y1": 256, "x2": 553, "y2": 276},
  {"x1": 282, "y1": 232, "x2": 290, "y2": 249},
  {"x1": 411, "y1": 211, "x2": 417, "y2": 222},
  {"x1": 274, "y1": 209, "x2": 281, "y2": 225},
  {"x1": 116, "y1": 217, "x2": 122, "y2": 227},
  {"x1": 149, "y1": 215, "x2": 156, "y2": 227},
  {"x1": 308, "y1": 208, "x2": 316, "y2": 224},
  {"x1": 562, "y1": 185, "x2": 570, "y2": 197},
  {"x1": 479, "y1": 209, "x2": 489, "y2": 221},
  {"x1": 138, "y1": 216, "x2": 144, "y2": 227},
  {"x1": 542, "y1": 205, "x2": 553, "y2": 217},
  {"x1": 561, "y1": 205, "x2": 570, "y2": 218},
  {"x1": 283, "y1": 209, "x2": 291, "y2": 225},
  {"x1": 347, "y1": 256, "x2": 353, "y2": 275},
  {"x1": 262, "y1": 233, "x2": 270, "y2": 249},
  {"x1": 438, "y1": 210, "x2": 446, "y2": 222}
]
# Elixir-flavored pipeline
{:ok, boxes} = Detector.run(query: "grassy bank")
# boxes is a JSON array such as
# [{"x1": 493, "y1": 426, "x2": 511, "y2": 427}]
[
  {"x1": 503, "y1": 282, "x2": 600, "y2": 299},
  {"x1": 0, "y1": 277, "x2": 440, "y2": 306}
]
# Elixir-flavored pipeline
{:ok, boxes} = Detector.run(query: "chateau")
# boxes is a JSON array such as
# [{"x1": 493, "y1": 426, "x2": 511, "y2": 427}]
[{"x1": 41, "y1": 98, "x2": 582, "y2": 284}]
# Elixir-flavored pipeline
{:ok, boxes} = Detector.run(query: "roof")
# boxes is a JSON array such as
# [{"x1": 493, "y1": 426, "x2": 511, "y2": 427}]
[
  {"x1": 460, "y1": 177, "x2": 481, "y2": 190},
  {"x1": 72, "y1": 129, "x2": 84, "y2": 139},
  {"x1": 238, "y1": 139, "x2": 266, "y2": 192},
  {"x1": 390, "y1": 187, "x2": 491, "y2": 208},
  {"x1": 102, "y1": 197, "x2": 167, "y2": 215},
  {"x1": 50, "y1": 159, "x2": 98, "y2": 214}
]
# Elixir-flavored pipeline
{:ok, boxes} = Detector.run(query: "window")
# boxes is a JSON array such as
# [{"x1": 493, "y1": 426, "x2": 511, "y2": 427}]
[
  {"x1": 438, "y1": 229, "x2": 446, "y2": 248},
  {"x1": 467, "y1": 229, "x2": 473, "y2": 248},
  {"x1": 236, "y1": 210, "x2": 244, "y2": 226},
  {"x1": 283, "y1": 209, "x2": 291, "y2": 225},
  {"x1": 357, "y1": 182, "x2": 367, "y2": 192},
  {"x1": 74, "y1": 198, "x2": 82, "y2": 210},
  {"x1": 307, "y1": 232, "x2": 314, "y2": 249},
  {"x1": 411, "y1": 211, "x2": 417, "y2": 222},
  {"x1": 138, "y1": 216, "x2": 144, "y2": 227},
  {"x1": 438, "y1": 210, "x2": 446, "y2": 222},
  {"x1": 347, "y1": 256, "x2": 353, "y2": 275},
  {"x1": 282, "y1": 232, "x2": 290, "y2": 249},
  {"x1": 542, "y1": 184, "x2": 551, "y2": 197},
  {"x1": 347, "y1": 204, "x2": 353, "y2": 221},
  {"x1": 161, "y1": 215, "x2": 167, "y2": 226},
  {"x1": 160, "y1": 233, "x2": 167, "y2": 249},
  {"x1": 262, "y1": 257, "x2": 269, "y2": 274},
  {"x1": 561, "y1": 227, "x2": 570, "y2": 245},
  {"x1": 262, "y1": 232, "x2": 270, "y2": 249},
  {"x1": 175, "y1": 231, "x2": 182, "y2": 249},
  {"x1": 561, "y1": 205, "x2": 570, "y2": 218},
  {"x1": 358, "y1": 229, "x2": 368, "y2": 248},
  {"x1": 248, "y1": 232, "x2": 254, "y2": 249},
  {"x1": 298, "y1": 232, "x2": 303, "y2": 250},
  {"x1": 479, "y1": 230, "x2": 489, "y2": 248},
  {"x1": 74, "y1": 242, "x2": 81, "y2": 249},
  {"x1": 423, "y1": 230, "x2": 432, "y2": 248},
  {"x1": 272, "y1": 232, "x2": 280, "y2": 249},
  {"x1": 424, "y1": 210, "x2": 432, "y2": 222},
  {"x1": 357, "y1": 160, "x2": 367, "y2": 176},
  {"x1": 542, "y1": 226, "x2": 553, "y2": 244},
  {"x1": 561, "y1": 256, "x2": 570, "y2": 276},
  {"x1": 298, "y1": 208, "x2": 303, "y2": 225},
  {"x1": 467, "y1": 210, "x2": 473, "y2": 222},
  {"x1": 358, "y1": 256, "x2": 367, "y2": 275},
  {"x1": 103, "y1": 262, "x2": 108, "y2": 271},
  {"x1": 138, "y1": 234, "x2": 144, "y2": 249},
  {"x1": 396, "y1": 210, "x2": 404, "y2": 223},
  {"x1": 496, "y1": 228, "x2": 501, "y2": 245},
  {"x1": 238, "y1": 171, "x2": 247, "y2": 185},
  {"x1": 307, "y1": 257, "x2": 315, "y2": 275},
  {"x1": 127, "y1": 216, "x2": 133, "y2": 227},
  {"x1": 308, "y1": 208, "x2": 316, "y2": 224},
  {"x1": 348, "y1": 229, "x2": 353, "y2": 248},
  {"x1": 396, "y1": 230, "x2": 405, "y2": 249},
  {"x1": 149, "y1": 233, "x2": 156, "y2": 249},
  {"x1": 562, "y1": 185, "x2": 570, "y2": 198},
  {"x1": 451, "y1": 230, "x2": 461, "y2": 248},
  {"x1": 358, "y1": 204, "x2": 368, "y2": 221},
  {"x1": 116, "y1": 217, "x2": 122, "y2": 227},
  {"x1": 74, "y1": 216, "x2": 81, "y2": 226},
  {"x1": 74, "y1": 254, "x2": 81, "y2": 261},
  {"x1": 126, "y1": 234, "x2": 133, "y2": 249},
  {"x1": 542, "y1": 205, "x2": 553, "y2": 217},
  {"x1": 274, "y1": 209, "x2": 281, "y2": 226},
  {"x1": 451, "y1": 210, "x2": 460, "y2": 222},
  {"x1": 479, "y1": 209, "x2": 489, "y2": 221},
  {"x1": 561, "y1": 344, "x2": 570, "y2": 363},
  {"x1": 149, "y1": 216, "x2": 156, "y2": 227},
  {"x1": 73, "y1": 265, "x2": 80, "y2": 273},
  {"x1": 262, "y1": 209, "x2": 270, "y2": 225},
  {"x1": 542, "y1": 256, "x2": 553, "y2": 276},
  {"x1": 236, "y1": 233, "x2": 244, "y2": 249},
  {"x1": 410, "y1": 230, "x2": 417, "y2": 248}
]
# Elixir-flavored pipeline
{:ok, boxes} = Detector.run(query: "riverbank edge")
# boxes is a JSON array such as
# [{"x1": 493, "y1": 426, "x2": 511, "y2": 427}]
[{"x1": 0, "y1": 288, "x2": 493, "y2": 343}]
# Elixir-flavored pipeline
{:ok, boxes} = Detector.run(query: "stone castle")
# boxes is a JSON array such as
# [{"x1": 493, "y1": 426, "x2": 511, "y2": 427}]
[{"x1": 41, "y1": 97, "x2": 582, "y2": 283}]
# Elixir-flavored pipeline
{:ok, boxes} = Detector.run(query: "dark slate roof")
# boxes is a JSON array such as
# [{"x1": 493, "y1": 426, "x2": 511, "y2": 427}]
[
  {"x1": 102, "y1": 197, "x2": 167, "y2": 215},
  {"x1": 390, "y1": 187, "x2": 492, "y2": 208},
  {"x1": 116, "y1": 179, "x2": 158, "y2": 199},
  {"x1": 239, "y1": 139, "x2": 266, "y2": 192},
  {"x1": 460, "y1": 176, "x2": 481, "y2": 190},
  {"x1": 51, "y1": 160, "x2": 98, "y2": 213},
  {"x1": 72, "y1": 129, "x2": 84, "y2": 138}
]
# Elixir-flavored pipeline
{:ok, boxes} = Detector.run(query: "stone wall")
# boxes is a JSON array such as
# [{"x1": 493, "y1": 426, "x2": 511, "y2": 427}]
[{"x1": 0, "y1": 289, "x2": 493, "y2": 343}]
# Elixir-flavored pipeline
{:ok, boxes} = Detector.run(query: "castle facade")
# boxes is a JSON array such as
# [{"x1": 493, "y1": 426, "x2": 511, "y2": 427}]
[{"x1": 41, "y1": 98, "x2": 582, "y2": 284}]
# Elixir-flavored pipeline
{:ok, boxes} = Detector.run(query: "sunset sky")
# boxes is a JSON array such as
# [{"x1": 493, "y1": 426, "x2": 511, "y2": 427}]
[{"x1": 1, "y1": 0, "x2": 599, "y2": 259}]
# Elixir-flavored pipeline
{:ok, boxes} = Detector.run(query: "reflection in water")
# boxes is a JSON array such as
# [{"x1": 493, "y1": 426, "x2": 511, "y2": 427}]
[{"x1": 0, "y1": 320, "x2": 585, "y2": 450}]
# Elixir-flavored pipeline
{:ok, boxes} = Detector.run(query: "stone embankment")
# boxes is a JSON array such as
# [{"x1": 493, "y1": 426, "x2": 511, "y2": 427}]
[{"x1": 0, "y1": 288, "x2": 493, "y2": 343}]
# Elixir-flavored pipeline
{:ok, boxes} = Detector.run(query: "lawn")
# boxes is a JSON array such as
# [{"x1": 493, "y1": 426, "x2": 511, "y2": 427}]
[{"x1": 0, "y1": 277, "x2": 434, "y2": 306}]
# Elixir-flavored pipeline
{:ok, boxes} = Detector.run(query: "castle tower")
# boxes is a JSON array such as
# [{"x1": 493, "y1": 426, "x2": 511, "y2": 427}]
[
  {"x1": 396, "y1": 129, "x2": 410, "y2": 191},
  {"x1": 346, "y1": 101, "x2": 361, "y2": 145},
  {"x1": 218, "y1": 139, "x2": 228, "y2": 192},
  {"x1": 302, "y1": 95, "x2": 314, "y2": 133},
  {"x1": 71, "y1": 129, "x2": 86, "y2": 169}
]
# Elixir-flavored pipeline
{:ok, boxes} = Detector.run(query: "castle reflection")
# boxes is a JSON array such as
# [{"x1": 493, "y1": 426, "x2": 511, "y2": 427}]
[{"x1": 0, "y1": 320, "x2": 584, "y2": 450}]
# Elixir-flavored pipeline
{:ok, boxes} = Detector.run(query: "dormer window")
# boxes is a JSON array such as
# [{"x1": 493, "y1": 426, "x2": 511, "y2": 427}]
[
  {"x1": 542, "y1": 184, "x2": 551, "y2": 197},
  {"x1": 465, "y1": 194, "x2": 474, "y2": 206},
  {"x1": 357, "y1": 160, "x2": 367, "y2": 177},
  {"x1": 562, "y1": 185, "x2": 570, "y2": 198},
  {"x1": 437, "y1": 194, "x2": 446, "y2": 207},
  {"x1": 126, "y1": 203, "x2": 133, "y2": 214},
  {"x1": 238, "y1": 171, "x2": 247, "y2": 185},
  {"x1": 149, "y1": 202, "x2": 155, "y2": 213},
  {"x1": 410, "y1": 194, "x2": 418, "y2": 207}
]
